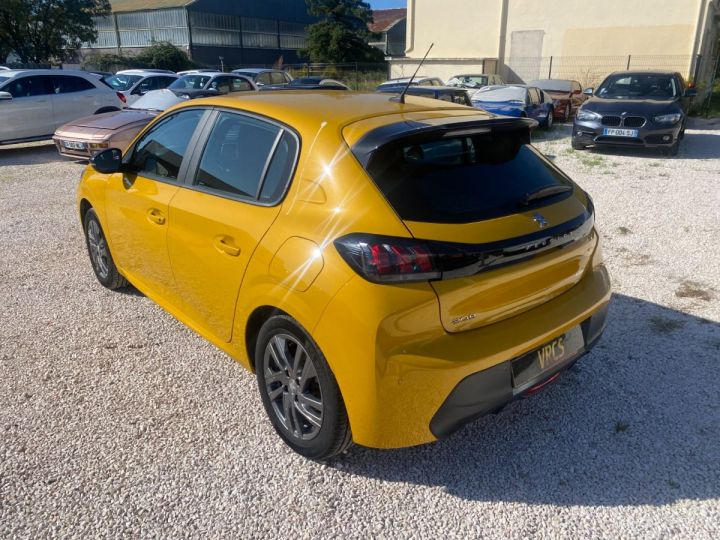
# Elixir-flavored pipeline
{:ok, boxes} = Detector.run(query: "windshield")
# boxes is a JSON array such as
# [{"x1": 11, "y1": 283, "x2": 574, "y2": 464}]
[
  {"x1": 130, "y1": 90, "x2": 182, "y2": 111},
  {"x1": 596, "y1": 73, "x2": 679, "y2": 100},
  {"x1": 448, "y1": 75, "x2": 487, "y2": 88},
  {"x1": 0, "y1": 75, "x2": 11, "y2": 87},
  {"x1": 169, "y1": 75, "x2": 212, "y2": 90},
  {"x1": 474, "y1": 87, "x2": 526, "y2": 102},
  {"x1": 104, "y1": 74, "x2": 142, "y2": 91},
  {"x1": 365, "y1": 130, "x2": 573, "y2": 223},
  {"x1": 530, "y1": 80, "x2": 572, "y2": 92}
]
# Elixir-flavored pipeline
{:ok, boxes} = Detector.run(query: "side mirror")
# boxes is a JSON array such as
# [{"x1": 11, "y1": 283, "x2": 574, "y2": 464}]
[
  {"x1": 0, "y1": 91, "x2": 12, "y2": 101},
  {"x1": 90, "y1": 148, "x2": 123, "y2": 174},
  {"x1": 583, "y1": 88, "x2": 594, "y2": 96},
  {"x1": 684, "y1": 88, "x2": 697, "y2": 98}
]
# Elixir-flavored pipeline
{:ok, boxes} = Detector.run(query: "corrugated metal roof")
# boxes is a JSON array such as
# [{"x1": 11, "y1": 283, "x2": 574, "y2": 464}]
[{"x1": 110, "y1": 0, "x2": 196, "y2": 13}]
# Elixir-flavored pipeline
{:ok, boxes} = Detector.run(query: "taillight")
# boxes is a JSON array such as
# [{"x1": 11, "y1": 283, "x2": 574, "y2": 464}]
[
  {"x1": 116, "y1": 92, "x2": 127, "y2": 104},
  {"x1": 334, "y1": 234, "x2": 442, "y2": 283}
]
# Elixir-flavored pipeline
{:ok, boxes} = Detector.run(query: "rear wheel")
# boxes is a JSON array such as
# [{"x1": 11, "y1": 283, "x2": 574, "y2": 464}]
[
  {"x1": 256, "y1": 315, "x2": 352, "y2": 460},
  {"x1": 94, "y1": 107, "x2": 119, "y2": 114},
  {"x1": 545, "y1": 110, "x2": 553, "y2": 130},
  {"x1": 562, "y1": 105, "x2": 571, "y2": 122},
  {"x1": 83, "y1": 208, "x2": 128, "y2": 290}
]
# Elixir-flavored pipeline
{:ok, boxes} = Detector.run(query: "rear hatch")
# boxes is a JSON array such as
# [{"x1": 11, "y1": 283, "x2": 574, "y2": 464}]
[{"x1": 344, "y1": 114, "x2": 596, "y2": 333}]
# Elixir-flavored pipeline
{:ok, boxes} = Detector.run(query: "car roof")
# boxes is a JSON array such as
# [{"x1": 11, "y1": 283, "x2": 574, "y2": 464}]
[
  {"x1": 168, "y1": 92, "x2": 489, "y2": 137},
  {"x1": 233, "y1": 68, "x2": 283, "y2": 74},
  {"x1": 451, "y1": 73, "x2": 493, "y2": 77},
  {"x1": 607, "y1": 70, "x2": 679, "y2": 77},
  {"x1": 116, "y1": 69, "x2": 176, "y2": 75},
  {"x1": 180, "y1": 71, "x2": 226, "y2": 77},
  {"x1": 0, "y1": 69, "x2": 100, "y2": 78}
]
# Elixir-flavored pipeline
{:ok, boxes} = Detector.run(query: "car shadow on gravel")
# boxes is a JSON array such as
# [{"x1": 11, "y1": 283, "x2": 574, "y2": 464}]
[
  {"x1": 339, "y1": 293, "x2": 720, "y2": 507},
  {"x1": 0, "y1": 143, "x2": 78, "y2": 166}
]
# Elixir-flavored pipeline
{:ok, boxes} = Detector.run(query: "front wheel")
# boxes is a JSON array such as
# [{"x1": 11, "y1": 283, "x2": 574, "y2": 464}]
[
  {"x1": 571, "y1": 139, "x2": 587, "y2": 150},
  {"x1": 663, "y1": 140, "x2": 679, "y2": 156},
  {"x1": 256, "y1": 315, "x2": 352, "y2": 460},
  {"x1": 83, "y1": 208, "x2": 128, "y2": 290}
]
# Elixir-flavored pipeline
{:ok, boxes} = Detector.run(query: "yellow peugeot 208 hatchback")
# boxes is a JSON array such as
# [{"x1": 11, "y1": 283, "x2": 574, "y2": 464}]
[{"x1": 78, "y1": 92, "x2": 611, "y2": 459}]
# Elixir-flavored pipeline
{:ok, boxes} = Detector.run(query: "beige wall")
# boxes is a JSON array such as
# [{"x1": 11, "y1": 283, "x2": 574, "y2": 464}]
[{"x1": 400, "y1": 0, "x2": 718, "y2": 88}]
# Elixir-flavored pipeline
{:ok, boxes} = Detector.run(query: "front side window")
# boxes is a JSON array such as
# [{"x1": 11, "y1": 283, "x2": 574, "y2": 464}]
[
  {"x1": 194, "y1": 111, "x2": 297, "y2": 203},
  {"x1": 129, "y1": 109, "x2": 205, "y2": 181},
  {"x1": 169, "y1": 75, "x2": 212, "y2": 90},
  {"x1": 5, "y1": 76, "x2": 53, "y2": 98}
]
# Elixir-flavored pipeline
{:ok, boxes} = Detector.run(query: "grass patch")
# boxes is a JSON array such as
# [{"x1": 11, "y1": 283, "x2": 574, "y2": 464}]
[
  {"x1": 578, "y1": 154, "x2": 606, "y2": 168},
  {"x1": 616, "y1": 226, "x2": 632, "y2": 235},
  {"x1": 649, "y1": 316, "x2": 686, "y2": 334},
  {"x1": 615, "y1": 421, "x2": 629, "y2": 433}
]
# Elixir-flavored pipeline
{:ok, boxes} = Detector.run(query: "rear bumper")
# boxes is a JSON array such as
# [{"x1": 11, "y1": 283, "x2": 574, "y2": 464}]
[
  {"x1": 430, "y1": 303, "x2": 608, "y2": 439},
  {"x1": 572, "y1": 119, "x2": 682, "y2": 148},
  {"x1": 312, "y1": 261, "x2": 612, "y2": 449}
]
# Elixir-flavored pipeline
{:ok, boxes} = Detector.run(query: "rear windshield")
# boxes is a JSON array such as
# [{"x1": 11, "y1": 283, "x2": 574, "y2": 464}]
[
  {"x1": 365, "y1": 130, "x2": 573, "y2": 223},
  {"x1": 475, "y1": 86, "x2": 526, "y2": 102},
  {"x1": 105, "y1": 74, "x2": 142, "y2": 91},
  {"x1": 530, "y1": 80, "x2": 572, "y2": 92}
]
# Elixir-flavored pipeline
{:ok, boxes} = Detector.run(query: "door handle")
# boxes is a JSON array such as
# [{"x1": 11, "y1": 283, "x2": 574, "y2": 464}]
[
  {"x1": 213, "y1": 236, "x2": 241, "y2": 257},
  {"x1": 146, "y1": 208, "x2": 166, "y2": 225}
]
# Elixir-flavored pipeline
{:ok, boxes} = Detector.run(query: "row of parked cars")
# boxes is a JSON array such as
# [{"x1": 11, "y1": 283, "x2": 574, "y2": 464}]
[
  {"x1": 0, "y1": 65, "x2": 696, "y2": 158},
  {"x1": 377, "y1": 70, "x2": 696, "y2": 155}
]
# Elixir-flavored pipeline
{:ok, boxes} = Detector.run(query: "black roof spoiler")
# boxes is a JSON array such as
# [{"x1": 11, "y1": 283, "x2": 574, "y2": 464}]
[{"x1": 350, "y1": 116, "x2": 538, "y2": 168}]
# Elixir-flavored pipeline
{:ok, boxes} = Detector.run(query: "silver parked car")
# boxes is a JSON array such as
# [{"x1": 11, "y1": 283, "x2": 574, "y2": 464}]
[
  {"x1": 103, "y1": 69, "x2": 178, "y2": 106},
  {"x1": 0, "y1": 69, "x2": 124, "y2": 145}
]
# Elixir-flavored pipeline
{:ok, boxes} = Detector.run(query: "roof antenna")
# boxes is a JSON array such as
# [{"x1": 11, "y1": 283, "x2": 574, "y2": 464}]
[{"x1": 393, "y1": 43, "x2": 434, "y2": 104}]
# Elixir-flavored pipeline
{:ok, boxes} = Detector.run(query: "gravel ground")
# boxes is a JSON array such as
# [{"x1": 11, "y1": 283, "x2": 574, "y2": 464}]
[{"x1": 1, "y1": 121, "x2": 719, "y2": 538}]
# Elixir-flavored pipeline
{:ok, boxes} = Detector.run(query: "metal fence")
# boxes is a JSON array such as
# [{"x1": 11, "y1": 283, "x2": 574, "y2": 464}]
[{"x1": 503, "y1": 55, "x2": 700, "y2": 88}]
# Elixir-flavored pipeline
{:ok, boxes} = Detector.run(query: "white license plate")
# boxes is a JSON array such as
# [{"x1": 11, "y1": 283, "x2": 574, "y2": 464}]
[
  {"x1": 603, "y1": 128, "x2": 638, "y2": 138},
  {"x1": 62, "y1": 140, "x2": 87, "y2": 150}
]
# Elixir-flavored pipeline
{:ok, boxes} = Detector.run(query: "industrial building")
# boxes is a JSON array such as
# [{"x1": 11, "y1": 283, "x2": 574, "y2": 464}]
[{"x1": 82, "y1": 0, "x2": 316, "y2": 67}]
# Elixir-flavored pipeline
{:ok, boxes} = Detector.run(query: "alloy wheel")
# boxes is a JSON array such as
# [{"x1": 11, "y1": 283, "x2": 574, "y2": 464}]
[
  {"x1": 263, "y1": 333, "x2": 324, "y2": 440},
  {"x1": 86, "y1": 219, "x2": 110, "y2": 280}
]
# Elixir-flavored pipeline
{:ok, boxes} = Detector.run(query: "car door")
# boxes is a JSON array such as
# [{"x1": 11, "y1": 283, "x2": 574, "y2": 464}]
[
  {"x1": 50, "y1": 75, "x2": 99, "y2": 128},
  {"x1": 103, "y1": 108, "x2": 208, "y2": 302},
  {"x1": 527, "y1": 88, "x2": 543, "y2": 121},
  {"x1": 166, "y1": 109, "x2": 299, "y2": 342},
  {"x1": 0, "y1": 75, "x2": 55, "y2": 140}
]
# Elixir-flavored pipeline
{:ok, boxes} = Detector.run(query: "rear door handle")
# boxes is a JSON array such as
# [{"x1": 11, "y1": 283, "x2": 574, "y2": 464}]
[
  {"x1": 146, "y1": 208, "x2": 166, "y2": 225},
  {"x1": 213, "y1": 235, "x2": 240, "y2": 257}
]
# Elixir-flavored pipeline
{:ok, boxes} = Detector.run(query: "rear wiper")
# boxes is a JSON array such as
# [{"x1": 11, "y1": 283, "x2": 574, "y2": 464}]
[{"x1": 520, "y1": 184, "x2": 572, "y2": 206}]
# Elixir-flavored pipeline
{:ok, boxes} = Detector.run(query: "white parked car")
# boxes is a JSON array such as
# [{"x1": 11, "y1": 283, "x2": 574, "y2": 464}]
[
  {"x1": 103, "y1": 69, "x2": 178, "y2": 106},
  {"x1": 0, "y1": 69, "x2": 124, "y2": 145}
]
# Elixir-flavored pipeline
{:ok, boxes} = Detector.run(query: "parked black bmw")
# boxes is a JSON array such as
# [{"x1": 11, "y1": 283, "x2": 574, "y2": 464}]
[{"x1": 572, "y1": 71, "x2": 696, "y2": 155}]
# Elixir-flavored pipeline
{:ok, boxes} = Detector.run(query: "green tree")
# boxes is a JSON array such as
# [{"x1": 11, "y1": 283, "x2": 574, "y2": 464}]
[
  {"x1": 0, "y1": 0, "x2": 110, "y2": 64},
  {"x1": 136, "y1": 41, "x2": 192, "y2": 72},
  {"x1": 301, "y1": 0, "x2": 385, "y2": 63}
]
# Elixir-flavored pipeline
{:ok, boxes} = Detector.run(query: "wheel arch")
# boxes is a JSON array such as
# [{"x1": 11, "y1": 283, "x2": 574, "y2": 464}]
[
  {"x1": 245, "y1": 305, "x2": 288, "y2": 371},
  {"x1": 79, "y1": 198, "x2": 92, "y2": 224}
]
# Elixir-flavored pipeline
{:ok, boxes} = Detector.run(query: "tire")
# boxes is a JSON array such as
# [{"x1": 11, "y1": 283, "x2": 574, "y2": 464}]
[
  {"x1": 256, "y1": 315, "x2": 352, "y2": 460},
  {"x1": 83, "y1": 208, "x2": 128, "y2": 290},
  {"x1": 563, "y1": 105, "x2": 571, "y2": 122},
  {"x1": 545, "y1": 109, "x2": 553, "y2": 130},
  {"x1": 571, "y1": 139, "x2": 587, "y2": 150}
]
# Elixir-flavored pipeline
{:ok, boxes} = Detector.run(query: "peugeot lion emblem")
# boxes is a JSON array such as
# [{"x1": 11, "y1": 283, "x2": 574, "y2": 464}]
[{"x1": 533, "y1": 213, "x2": 549, "y2": 229}]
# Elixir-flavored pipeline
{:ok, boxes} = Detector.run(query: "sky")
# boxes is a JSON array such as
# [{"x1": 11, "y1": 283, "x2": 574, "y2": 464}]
[{"x1": 368, "y1": 0, "x2": 407, "y2": 9}]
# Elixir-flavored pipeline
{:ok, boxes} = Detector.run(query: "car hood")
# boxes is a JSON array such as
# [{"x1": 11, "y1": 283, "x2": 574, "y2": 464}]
[
  {"x1": 582, "y1": 96, "x2": 681, "y2": 114},
  {"x1": 61, "y1": 109, "x2": 156, "y2": 131}
]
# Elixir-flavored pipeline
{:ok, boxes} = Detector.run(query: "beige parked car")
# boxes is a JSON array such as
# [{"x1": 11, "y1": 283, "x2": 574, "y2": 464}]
[{"x1": 54, "y1": 79, "x2": 255, "y2": 158}]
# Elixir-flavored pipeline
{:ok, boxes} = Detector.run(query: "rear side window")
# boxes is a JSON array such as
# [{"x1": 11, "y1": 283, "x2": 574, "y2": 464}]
[
  {"x1": 129, "y1": 109, "x2": 205, "y2": 181},
  {"x1": 194, "y1": 111, "x2": 298, "y2": 203},
  {"x1": 365, "y1": 130, "x2": 573, "y2": 223},
  {"x1": 53, "y1": 75, "x2": 95, "y2": 93},
  {"x1": 270, "y1": 72, "x2": 286, "y2": 84}
]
